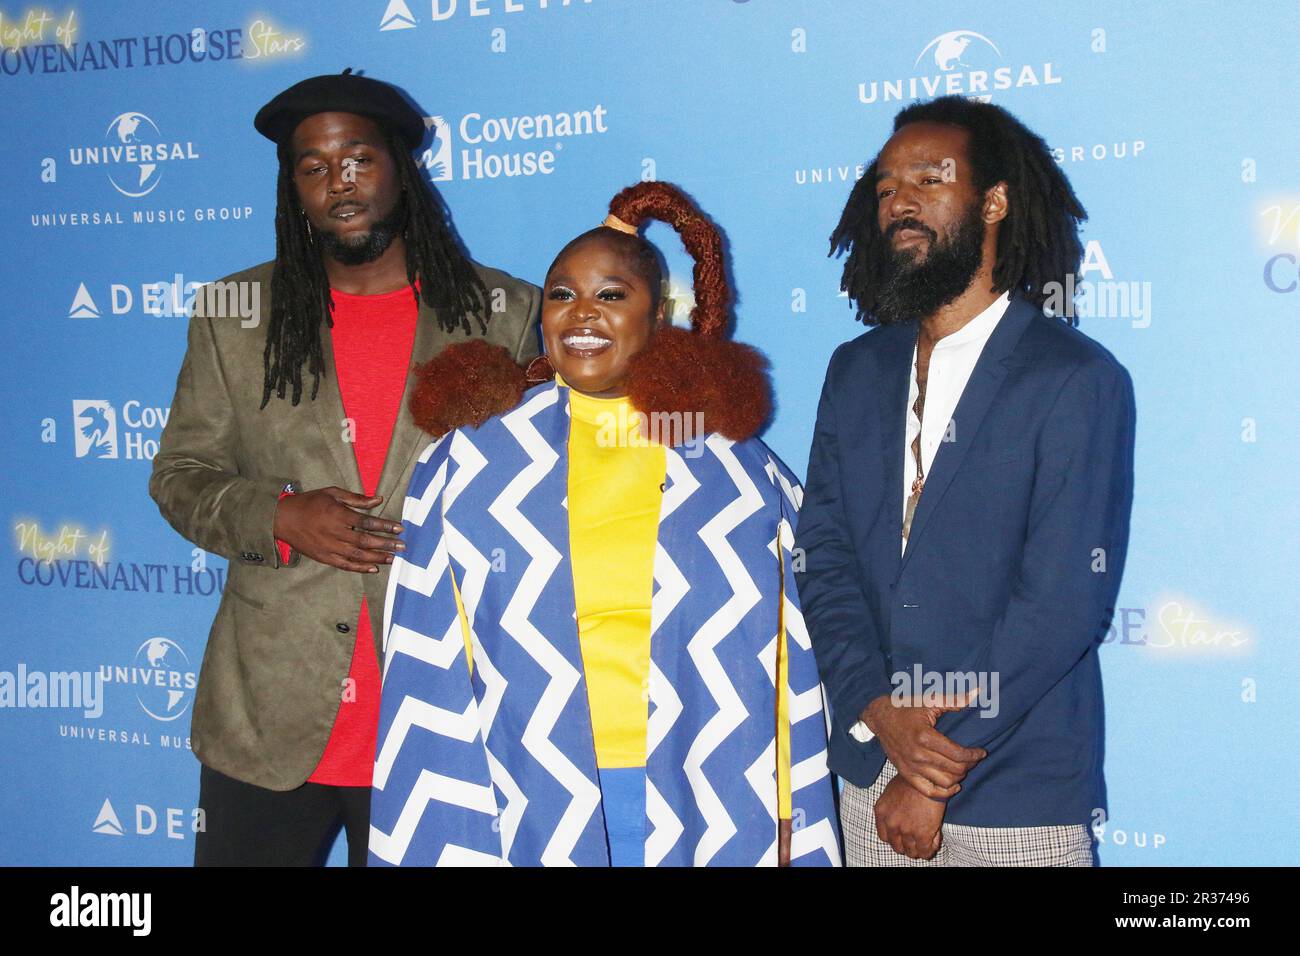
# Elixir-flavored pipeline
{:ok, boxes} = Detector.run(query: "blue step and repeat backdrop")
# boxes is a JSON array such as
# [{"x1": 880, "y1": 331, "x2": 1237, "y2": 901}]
[{"x1": 1, "y1": 0, "x2": 1296, "y2": 866}]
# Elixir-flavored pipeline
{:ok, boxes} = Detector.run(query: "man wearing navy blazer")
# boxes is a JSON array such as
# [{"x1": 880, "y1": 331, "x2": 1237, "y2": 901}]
[{"x1": 797, "y1": 96, "x2": 1135, "y2": 866}]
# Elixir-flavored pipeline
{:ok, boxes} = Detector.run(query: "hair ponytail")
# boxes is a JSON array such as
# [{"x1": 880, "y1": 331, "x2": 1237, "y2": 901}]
[{"x1": 607, "y1": 181, "x2": 730, "y2": 338}]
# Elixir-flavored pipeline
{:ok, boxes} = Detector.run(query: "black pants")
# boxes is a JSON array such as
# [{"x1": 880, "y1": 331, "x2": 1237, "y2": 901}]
[{"x1": 194, "y1": 764, "x2": 371, "y2": 867}]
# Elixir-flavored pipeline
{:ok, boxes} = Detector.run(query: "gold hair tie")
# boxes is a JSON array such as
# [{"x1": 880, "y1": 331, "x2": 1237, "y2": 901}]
[{"x1": 601, "y1": 213, "x2": 638, "y2": 236}]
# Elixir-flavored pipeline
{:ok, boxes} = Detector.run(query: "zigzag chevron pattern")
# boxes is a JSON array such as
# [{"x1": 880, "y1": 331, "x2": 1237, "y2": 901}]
[
  {"x1": 370, "y1": 381, "x2": 839, "y2": 866},
  {"x1": 647, "y1": 435, "x2": 839, "y2": 866},
  {"x1": 489, "y1": 390, "x2": 602, "y2": 865},
  {"x1": 681, "y1": 435, "x2": 764, "y2": 864}
]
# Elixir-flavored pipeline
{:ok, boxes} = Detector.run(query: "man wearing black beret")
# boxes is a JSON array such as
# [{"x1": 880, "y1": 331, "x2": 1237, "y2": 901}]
[{"x1": 150, "y1": 70, "x2": 541, "y2": 866}]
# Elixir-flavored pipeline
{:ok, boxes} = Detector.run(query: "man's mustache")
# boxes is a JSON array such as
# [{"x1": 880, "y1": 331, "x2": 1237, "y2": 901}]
[{"x1": 884, "y1": 218, "x2": 937, "y2": 243}]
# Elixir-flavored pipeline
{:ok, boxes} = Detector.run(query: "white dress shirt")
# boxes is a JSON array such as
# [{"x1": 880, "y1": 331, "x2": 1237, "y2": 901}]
[{"x1": 848, "y1": 292, "x2": 1011, "y2": 744}]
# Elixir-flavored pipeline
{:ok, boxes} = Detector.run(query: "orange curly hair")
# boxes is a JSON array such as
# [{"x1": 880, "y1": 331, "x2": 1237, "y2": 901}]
[
  {"x1": 408, "y1": 337, "x2": 527, "y2": 436},
  {"x1": 607, "y1": 181, "x2": 731, "y2": 338}
]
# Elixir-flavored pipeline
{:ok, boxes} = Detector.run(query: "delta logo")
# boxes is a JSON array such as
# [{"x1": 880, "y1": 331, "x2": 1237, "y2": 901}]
[
  {"x1": 68, "y1": 111, "x2": 200, "y2": 198},
  {"x1": 380, "y1": 0, "x2": 417, "y2": 30},
  {"x1": 380, "y1": 0, "x2": 593, "y2": 30},
  {"x1": 67, "y1": 275, "x2": 208, "y2": 319},
  {"x1": 857, "y1": 29, "x2": 1062, "y2": 106},
  {"x1": 92, "y1": 796, "x2": 204, "y2": 840}
]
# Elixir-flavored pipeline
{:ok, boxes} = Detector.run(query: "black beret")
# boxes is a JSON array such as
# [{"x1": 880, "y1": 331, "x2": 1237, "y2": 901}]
[{"x1": 254, "y1": 68, "x2": 426, "y2": 151}]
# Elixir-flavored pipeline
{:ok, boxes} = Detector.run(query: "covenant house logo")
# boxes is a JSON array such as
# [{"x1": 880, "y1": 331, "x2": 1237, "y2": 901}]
[
  {"x1": 71, "y1": 398, "x2": 173, "y2": 461},
  {"x1": 73, "y1": 400, "x2": 118, "y2": 459},
  {"x1": 420, "y1": 106, "x2": 608, "y2": 181},
  {"x1": 50, "y1": 886, "x2": 151, "y2": 936}
]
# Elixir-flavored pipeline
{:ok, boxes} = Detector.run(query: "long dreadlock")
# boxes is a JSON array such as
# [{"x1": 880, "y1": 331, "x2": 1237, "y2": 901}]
[
  {"x1": 262, "y1": 122, "x2": 489, "y2": 407},
  {"x1": 829, "y1": 95, "x2": 1087, "y2": 326}
]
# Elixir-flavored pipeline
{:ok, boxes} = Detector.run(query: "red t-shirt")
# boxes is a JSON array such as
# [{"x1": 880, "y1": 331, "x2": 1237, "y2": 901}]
[{"x1": 307, "y1": 284, "x2": 419, "y2": 787}]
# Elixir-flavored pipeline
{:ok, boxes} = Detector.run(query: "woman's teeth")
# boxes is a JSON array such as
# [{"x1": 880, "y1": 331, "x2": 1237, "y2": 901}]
[{"x1": 563, "y1": 334, "x2": 611, "y2": 348}]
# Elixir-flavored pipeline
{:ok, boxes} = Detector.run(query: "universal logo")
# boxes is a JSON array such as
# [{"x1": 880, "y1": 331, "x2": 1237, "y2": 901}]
[
  {"x1": 67, "y1": 111, "x2": 199, "y2": 198},
  {"x1": 857, "y1": 29, "x2": 1061, "y2": 106},
  {"x1": 97, "y1": 638, "x2": 198, "y2": 722}
]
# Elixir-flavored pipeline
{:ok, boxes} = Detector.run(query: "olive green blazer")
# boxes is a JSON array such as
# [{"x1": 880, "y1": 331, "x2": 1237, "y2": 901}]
[{"x1": 149, "y1": 259, "x2": 540, "y2": 790}]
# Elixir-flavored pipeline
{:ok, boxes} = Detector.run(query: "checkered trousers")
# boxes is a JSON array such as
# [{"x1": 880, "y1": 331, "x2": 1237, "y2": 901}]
[{"x1": 841, "y1": 761, "x2": 1095, "y2": 867}]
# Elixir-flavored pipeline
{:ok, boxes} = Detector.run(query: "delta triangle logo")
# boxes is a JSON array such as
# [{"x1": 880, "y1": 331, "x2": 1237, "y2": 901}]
[
  {"x1": 92, "y1": 798, "x2": 124, "y2": 836},
  {"x1": 69, "y1": 282, "x2": 101, "y2": 319},
  {"x1": 380, "y1": 0, "x2": 416, "y2": 31}
]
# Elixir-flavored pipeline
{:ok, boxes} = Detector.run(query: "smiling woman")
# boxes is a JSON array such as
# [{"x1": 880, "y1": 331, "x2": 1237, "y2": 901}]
[
  {"x1": 540, "y1": 230, "x2": 664, "y2": 398},
  {"x1": 369, "y1": 182, "x2": 842, "y2": 868}
]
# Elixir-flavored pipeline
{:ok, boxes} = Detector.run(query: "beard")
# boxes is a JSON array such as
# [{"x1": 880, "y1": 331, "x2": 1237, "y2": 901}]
[
  {"x1": 315, "y1": 198, "x2": 407, "y2": 266},
  {"x1": 870, "y1": 202, "x2": 986, "y2": 325}
]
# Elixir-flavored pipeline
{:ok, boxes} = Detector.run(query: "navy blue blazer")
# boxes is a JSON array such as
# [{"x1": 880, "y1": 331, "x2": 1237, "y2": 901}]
[{"x1": 795, "y1": 294, "x2": 1135, "y2": 827}]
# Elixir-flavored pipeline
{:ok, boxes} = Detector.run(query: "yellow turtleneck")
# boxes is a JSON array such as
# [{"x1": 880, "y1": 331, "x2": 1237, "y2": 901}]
[{"x1": 563, "y1": 378, "x2": 666, "y2": 769}]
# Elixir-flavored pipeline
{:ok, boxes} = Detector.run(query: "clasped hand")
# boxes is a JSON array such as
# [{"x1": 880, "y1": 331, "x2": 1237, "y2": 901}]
[
  {"x1": 863, "y1": 692, "x2": 986, "y2": 859},
  {"x1": 272, "y1": 486, "x2": 405, "y2": 573}
]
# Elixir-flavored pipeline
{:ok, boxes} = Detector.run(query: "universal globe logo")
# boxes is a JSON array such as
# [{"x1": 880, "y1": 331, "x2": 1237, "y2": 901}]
[
  {"x1": 67, "y1": 111, "x2": 200, "y2": 199},
  {"x1": 106, "y1": 113, "x2": 162, "y2": 197},
  {"x1": 858, "y1": 28, "x2": 1061, "y2": 106},
  {"x1": 915, "y1": 30, "x2": 1000, "y2": 70},
  {"x1": 130, "y1": 638, "x2": 194, "y2": 722}
]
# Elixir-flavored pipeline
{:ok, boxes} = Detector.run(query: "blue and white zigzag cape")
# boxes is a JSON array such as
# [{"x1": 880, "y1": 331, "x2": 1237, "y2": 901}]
[{"x1": 368, "y1": 380, "x2": 841, "y2": 866}]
